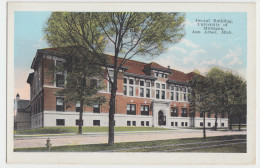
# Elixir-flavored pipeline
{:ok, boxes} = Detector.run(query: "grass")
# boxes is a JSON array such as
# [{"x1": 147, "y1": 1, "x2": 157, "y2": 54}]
[
  {"x1": 14, "y1": 126, "x2": 172, "y2": 135},
  {"x1": 14, "y1": 135, "x2": 246, "y2": 153}
]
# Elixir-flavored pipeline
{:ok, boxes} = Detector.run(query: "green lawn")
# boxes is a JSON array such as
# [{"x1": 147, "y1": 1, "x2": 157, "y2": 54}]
[
  {"x1": 15, "y1": 126, "x2": 172, "y2": 135},
  {"x1": 14, "y1": 135, "x2": 246, "y2": 153}
]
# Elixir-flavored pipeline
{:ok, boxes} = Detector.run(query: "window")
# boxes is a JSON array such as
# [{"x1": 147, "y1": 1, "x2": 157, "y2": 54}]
[
  {"x1": 124, "y1": 78, "x2": 127, "y2": 84},
  {"x1": 146, "y1": 82, "x2": 150, "y2": 87},
  {"x1": 171, "y1": 107, "x2": 178, "y2": 117},
  {"x1": 56, "y1": 97, "x2": 64, "y2": 111},
  {"x1": 129, "y1": 86, "x2": 134, "y2": 96},
  {"x1": 176, "y1": 92, "x2": 179, "y2": 101},
  {"x1": 140, "y1": 80, "x2": 150, "y2": 98},
  {"x1": 140, "y1": 88, "x2": 144, "y2": 97},
  {"x1": 188, "y1": 88, "x2": 191, "y2": 93},
  {"x1": 56, "y1": 119, "x2": 65, "y2": 126},
  {"x1": 141, "y1": 105, "x2": 149, "y2": 115},
  {"x1": 161, "y1": 84, "x2": 165, "y2": 89},
  {"x1": 141, "y1": 121, "x2": 144, "y2": 126},
  {"x1": 161, "y1": 91, "x2": 165, "y2": 99},
  {"x1": 156, "y1": 90, "x2": 160, "y2": 99},
  {"x1": 171, "y1": 122, "x2": 174, "y2": 126},
  {"x1": 200, "y1": 122, "x2": 203, "y2": 127},
  {"x1": 123, "y1": 85, "x2": 127, "y2": 95},
  {"x1": 221, "y1": 123, "x2": 225, "y2": 127},
  {"x1": 127, "y1": 121, "x2": 131, "y2": 126},
  {"x1": 56, "y1": 74, "x2": 65, "y2": 87},
  {"x1": 140, "y1": 80, "x2": 144, "y2": 86},
  {"x1": 175, "y1": 86, "x2": 179, "y2": 91},
  {"x1": 158, "y1": 73, "x2": 163, "y2": 77},
  {"x1": 146, "y1": 88, "x2": 150, "y2": 98},
  {"x1": 183, "y1": 93, "x2": 187, "y2": 101},
  {"x1": 175, "y1": 122, "x2": 178, "y2": 126},
  {"x1": 108, "y1": 70, "x2": 114, "y2": 78},
  {"x1": 76, "y1": 101, "x2": 81, "y2": 112},
  {"x1": 156, "y1": 83, "x2": 160, "y2": 88},
  {"x1": 208, "y1": 122, "x2": 211, "y2": 127},
  {"x1": 127, "y1": 104, "x2": 136, "y2": 115},
  {"x1": 93, "y1": 120, "x2": 100, "y2": 126},
  {"x1": 181, "y1": 122, "x2": 184, "y2": 126},
  {"x1": 185, "y1": 122, "x2": 188, "y2": 126},
  {"x1": 132, "y1": 121, "x2": 136, "y2": 126},
  {"x1": 170, "y1": 92, "x2": 174, "y2": 100},
  {"x1": 170, "y1": 85, "x2": 174, "y2": 90},
  {"x1": 182, "y1": 87, "x2": 186, "y2": 92},
  {"x1": 181, "y1": 108, "x2": 187, "y2": 117},
  {"x1": 146, "y1": 121, "x2": 149, "y2": 126},
  {"x1": 93, "y1": 104, "x2": 100, "y2": 113},
  {"x1": 76, "y1": 119, "x2": 83, "y2": 126},
  {"x1": 155, "y1": 72, "x2": 158, "y2": 76},
  {"x1": 129, "y1": 79, "x2": 134, "y2": 85}
]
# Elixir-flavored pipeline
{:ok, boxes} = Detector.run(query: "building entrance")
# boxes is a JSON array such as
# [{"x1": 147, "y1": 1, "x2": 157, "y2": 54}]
[{"x1": 158, "y1": 110, "x2": 166, "y2": 126}]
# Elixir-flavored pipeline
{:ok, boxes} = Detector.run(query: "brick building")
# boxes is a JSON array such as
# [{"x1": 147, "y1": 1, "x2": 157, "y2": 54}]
[{"x1": 26, "y1": 48, "x2": 228, "y2": 129}]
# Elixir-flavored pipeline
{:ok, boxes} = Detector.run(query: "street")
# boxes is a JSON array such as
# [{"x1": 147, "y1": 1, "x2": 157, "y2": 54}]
[{"x1": 14, "y1": 129, "x2": 246, "y2": 148}]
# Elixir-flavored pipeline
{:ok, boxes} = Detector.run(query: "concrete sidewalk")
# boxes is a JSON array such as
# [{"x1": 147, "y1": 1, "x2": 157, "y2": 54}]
[{"x1": 14, "y1": 129, "x2": 246, "y2": 148}]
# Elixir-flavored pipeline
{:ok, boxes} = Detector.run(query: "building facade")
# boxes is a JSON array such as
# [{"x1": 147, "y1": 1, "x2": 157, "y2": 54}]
[
  {"x1": 14, "y1": 94, "x2": 31, "y2": 130},
  {"x1": 27, "y1": 48, "x2": 228, "y2": 129}
]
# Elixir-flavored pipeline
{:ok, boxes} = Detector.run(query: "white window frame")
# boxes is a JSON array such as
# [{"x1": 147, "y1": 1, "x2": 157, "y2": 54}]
[
  {"x1": 155, "y1": 82, "x2": 166, "y2": 100},
  {"x1": 55, "y1": 60, "x2": 66, "y2": 88},
  {"x1": 139, "y1": 79, "x2": 151, "y2": 98},
  {"x1": 175, "y1": 85, "x2": 180, "y2": 102},
  {"x1": 123, "y1": 77, "x2": 135, "y2": 97}
]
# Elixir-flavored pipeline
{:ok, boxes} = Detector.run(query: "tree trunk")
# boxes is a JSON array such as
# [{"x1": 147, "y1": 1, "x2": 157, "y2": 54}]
[
  {"x1": 203, "y1": 111, "x2": 206, "y2": 139},
  {"x1": 238, "y1": 112, "x2": 241, "y2": 131},
  {"x1": 108, "y1": 91, "x2": 116, "y2": 146},
  {"x1": 214, "y1": 113, "x2": 218, "y2": 130},
  {"x1": 108, "y1": 68, "x2": 118, "y2": 146},
  {"x1": 78, "y1": 100, "x2": 83, "y2": 134},
  {"x1": 229, "y1": 114, "x2": 233, "y2": 130}
]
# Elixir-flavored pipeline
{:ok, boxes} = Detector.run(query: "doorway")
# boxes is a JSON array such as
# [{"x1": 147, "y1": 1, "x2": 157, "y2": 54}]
[{"x1": 158, "y1": 110, "x2": 166, "y2": 126}]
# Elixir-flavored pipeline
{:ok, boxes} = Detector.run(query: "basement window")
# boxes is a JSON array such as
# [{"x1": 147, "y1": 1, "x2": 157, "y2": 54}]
[
  {"x1": 93, "y1": 120, "x2": 100, "y2": 126},
  {"x1": 76, "y1": 120, "x2": 83, "y2": 126},
  {"x1": 56, "y1": 119, "x2": 65, "y2": 126}
]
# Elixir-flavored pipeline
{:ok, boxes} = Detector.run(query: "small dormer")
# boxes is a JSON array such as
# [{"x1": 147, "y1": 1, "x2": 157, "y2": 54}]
[{"x1": 143, "y1": 62, "x2": 172, "y2": 78}]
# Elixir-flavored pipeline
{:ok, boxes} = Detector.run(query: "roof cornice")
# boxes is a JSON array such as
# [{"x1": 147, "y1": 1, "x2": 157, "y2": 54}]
[
  {"x1": 124, "y1": 72, "x2": 157, "y2": 80},
  {"x1": 166, "y1": 79, "x2": 191, "y2": 86}
]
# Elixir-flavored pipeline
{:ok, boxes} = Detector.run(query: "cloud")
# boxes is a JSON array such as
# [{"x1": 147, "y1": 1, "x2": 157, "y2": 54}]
[
  {"x1": 33, "y1": 37, "x2": 48, "y2": 48},
  {"x1": 183, "y1": 56, "x2": 193, "y2": 64},
  {"x1": 219, "y1": 47, "x2": 243, "y2": 66},
  {"x1": 200, "y1": 59, "x2": 217, "y2": 65},
  {"x1": 168, "y1": 46, "x2": 187, "y2": 54},
  {"x1": 189, "y1": 49, "x2": 207, "y2": 56},
  {"x1": 180, "y1": 38, "x2": 199, "y2": 48},
  {"x1": 154, "y1": 55, "x2": 193, "y2": 73},
  {"x1": 211, "y1": 42, "x2": 222, "y2": 48}
]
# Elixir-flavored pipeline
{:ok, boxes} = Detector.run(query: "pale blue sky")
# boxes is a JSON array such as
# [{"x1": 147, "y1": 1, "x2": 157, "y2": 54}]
[{"x1": 14, "y1": 12, "x2": 247, "y2": 99}]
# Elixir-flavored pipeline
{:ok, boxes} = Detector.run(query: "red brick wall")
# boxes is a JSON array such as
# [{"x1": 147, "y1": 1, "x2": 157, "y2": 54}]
[{"x1": 43, "y1": 58, "x2": 54, "y2": 86}]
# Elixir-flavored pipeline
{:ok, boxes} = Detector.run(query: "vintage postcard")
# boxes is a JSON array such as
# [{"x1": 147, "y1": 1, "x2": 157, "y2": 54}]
[{"x1": 6, "y1": 2, "x2": 256, "y2": 165}]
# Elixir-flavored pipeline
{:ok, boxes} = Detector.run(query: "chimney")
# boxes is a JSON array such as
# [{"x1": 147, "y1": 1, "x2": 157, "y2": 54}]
[
  {"x1": 16, "y1": 93, "x2": 20, "y2": 100},
  {"x1": 167, "y1": 65, "x2": 170, "y2": 69}
]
